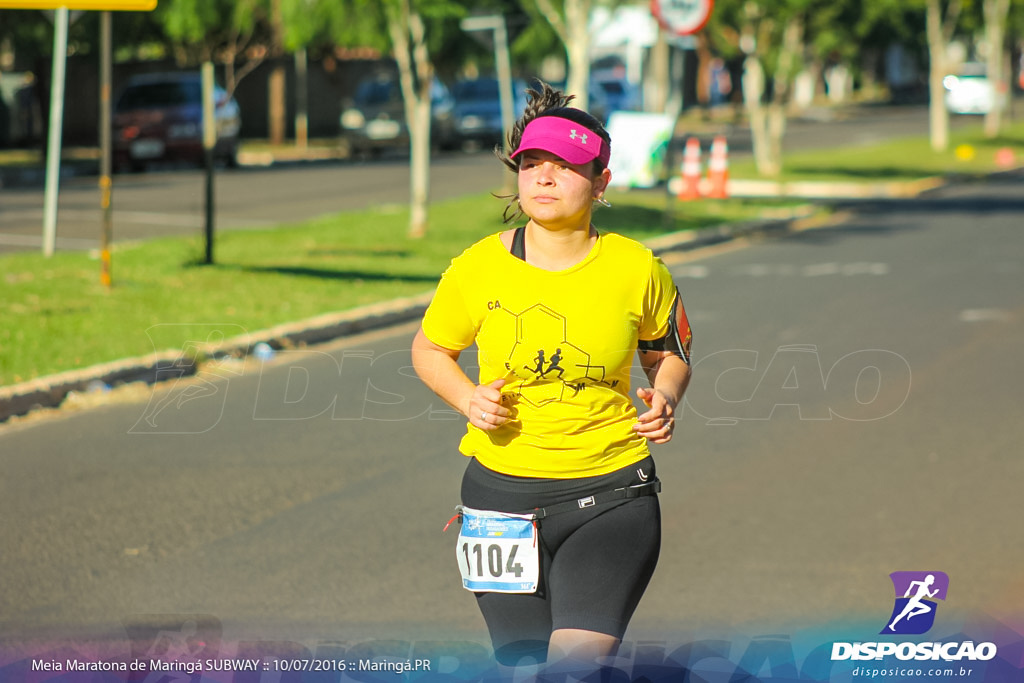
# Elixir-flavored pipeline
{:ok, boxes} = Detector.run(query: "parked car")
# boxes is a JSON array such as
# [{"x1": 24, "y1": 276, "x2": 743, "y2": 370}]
[
  {"x1": 593, "y1": 75, "x2": 640, "y2": 114},
  {"x1": 944, "y1": 64, "x2": 1004, "y2": 115},
  {"x1": 340, "y1": 75, "x2": 454, "y2": 157},
  {"x1": 448, "y1": 77, "x2": 529, "y2": 150},
  {"x1": 548, "y1": 78, "x2": 611, "y2": 123},
  {"x1": 113, "y1": 72, "x2": 241, "y2": 172}
]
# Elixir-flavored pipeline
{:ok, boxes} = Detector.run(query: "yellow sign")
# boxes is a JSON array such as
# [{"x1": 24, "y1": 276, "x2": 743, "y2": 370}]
[{"x1": 0, "y1": 0, "x2": 156, "y2": 9}]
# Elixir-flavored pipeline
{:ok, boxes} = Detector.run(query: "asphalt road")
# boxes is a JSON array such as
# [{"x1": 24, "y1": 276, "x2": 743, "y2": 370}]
[
  {"x1": 1, "y1": 175, "x2": 1021, "y2": 669},
  {"x1": 0, "y1": 103, "x2": 987, "y2": 254},
  {"x1": 0, "y1": 151, "x2": 506, "y2": 253}
]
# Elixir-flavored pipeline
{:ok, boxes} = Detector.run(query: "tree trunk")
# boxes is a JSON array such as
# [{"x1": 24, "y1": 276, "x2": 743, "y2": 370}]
[
  {"x1": 745, "y1": 14, "x2": 802, "y2": 178},
  {"x1": 389, "y1": 0, "x2": 434, "y2": 238},
  {"x1": 861, "y1": 48, "x2": 879, "y2": 97},
  {"x1": 409, "y1": 94, "x2": 431, "y2": 238},
  {"x1": 534, "y1": 0, "x2": 591, "y2": 108},
  {"x1": 983, "y1": 0, "x2": 1011, "y2": 138},
  {"x1": 268, "y1": 0, "x2": 286, "y2": 146},
  {"x1": 294, "y1": 48, "x2": 308, "y2": 149},
  {"x1": 767, "y1": 103, "x2": 786, "y2": 174},
  {"x1": 648, "y1": 27, "x2": 669, "y2": 113},
  {"x1": 696, "y1": 32, "x2": 713, "y2": 117},
  {"x1": 743, "y1": 56, "x2": 779, "y2": 177},
  {"x1": 926, "y1": 0, "x2": 959, "y2": 152},
  {"x1": 564, "y1": 0, "x2": 591, "y2": 108},
  {"x1": 268, "y1": 65, "x2": 286, "y2": 146}
]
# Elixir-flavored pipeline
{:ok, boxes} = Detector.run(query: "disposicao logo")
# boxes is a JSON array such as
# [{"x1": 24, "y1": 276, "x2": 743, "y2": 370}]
[
  {"x1": 881, "y1": 570, "x2": 949, "y2": 635},
  {"x1": 831, "y1": 571, "x2": 998, "y2": 663}
]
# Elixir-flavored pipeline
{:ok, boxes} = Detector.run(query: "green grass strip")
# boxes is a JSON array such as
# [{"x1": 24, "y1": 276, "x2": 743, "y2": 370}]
[
  {"x1": 4, "y1": 116, "x2": 1023, "y2": 387},
  {"x1": 0, "y1": 190, "x2": 794, "y2": 386},
  {"x1": 729, "y1": 118, "x2": 1024, "y2": 182}
]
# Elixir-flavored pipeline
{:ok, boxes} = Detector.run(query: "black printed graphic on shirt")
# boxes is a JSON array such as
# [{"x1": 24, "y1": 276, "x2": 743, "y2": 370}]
[{"x1": 497, "y1": 303, "x2": 618, "y2": 407}]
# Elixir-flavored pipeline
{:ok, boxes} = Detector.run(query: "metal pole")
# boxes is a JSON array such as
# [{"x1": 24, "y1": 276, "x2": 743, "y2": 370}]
[
  {"x1": 461, "y1": 15, "x2": 516, "y2": 192},
  {"x1": 99, "y1": 11, "x2": 113, "y2": 287},
  {"x1": 202, "y1": 62, "x2": 216, "y2": 265},
  {"x1": 42, "y1": 7, "x2": 69, "y2": 258},
  {"x1": 295, "y1": 47, "x2": 308, "y2": 149},
  {"x1": 494, "y1": 18, "x2": 514, "y2": 159}
]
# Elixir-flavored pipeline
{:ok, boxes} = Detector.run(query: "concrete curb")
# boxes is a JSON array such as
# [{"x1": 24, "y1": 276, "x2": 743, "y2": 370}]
[
  {"x1": 666, "y1": 176, "x2": 948, "y2": 200},
  {"x1": 235, "y1": 146, "x2": 349, "y2": 167},
  {"x1": 725, "y1": 176, "x2": 948, "y2": 199},
  {"x1": 0, "y1": 292, "x2": 433, "y2": 423},
  {"x1": 0, "y1": 146, "x2": 348, "y2": 189}
]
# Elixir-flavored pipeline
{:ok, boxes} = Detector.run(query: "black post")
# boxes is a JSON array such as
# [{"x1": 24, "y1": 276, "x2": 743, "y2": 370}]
[
  {"x1": 205, "y1": 147, "x2": 214, "y2": 265},
  {"x1": 202, "y1": 62, "x2": 216, "y2": 265}
]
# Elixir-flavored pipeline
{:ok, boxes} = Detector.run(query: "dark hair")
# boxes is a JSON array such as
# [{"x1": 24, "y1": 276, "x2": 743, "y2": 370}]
[
  {"x1": 496, "y1": 81, "x2": 610, "y2": 174},
  {"x1": 494, "y1": 81, "x2": 612, "y2": 223}
]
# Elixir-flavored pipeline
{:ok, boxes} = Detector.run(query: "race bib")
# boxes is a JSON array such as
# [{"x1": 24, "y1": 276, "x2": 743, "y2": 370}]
[{"x1": 455, "y1": 506, "x2": 539, "y2": 594}]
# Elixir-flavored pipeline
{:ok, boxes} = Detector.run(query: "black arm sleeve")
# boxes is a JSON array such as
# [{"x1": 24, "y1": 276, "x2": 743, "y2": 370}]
[{"x1": 637, "y1": 289, "x2": 692, "y2": 366}]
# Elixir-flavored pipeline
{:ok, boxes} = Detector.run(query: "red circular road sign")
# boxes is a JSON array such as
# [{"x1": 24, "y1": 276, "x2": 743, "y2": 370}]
[{"x1": 651, "y1": 0, "x2": 714, "y2": 36}]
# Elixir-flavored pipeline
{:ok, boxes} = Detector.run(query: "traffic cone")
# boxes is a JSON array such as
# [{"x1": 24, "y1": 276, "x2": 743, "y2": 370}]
[
  {"x1": 707, "y1": 135, "x2": 729, "y2": 199},
  {"x1": 678, "y1": 137, "x2": 702, "y2": 201}
]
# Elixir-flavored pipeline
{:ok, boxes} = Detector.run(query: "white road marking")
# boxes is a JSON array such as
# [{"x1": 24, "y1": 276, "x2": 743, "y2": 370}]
[
  {"x1": 0, "y1": 233, "x2": 97, "y2": 248},
  {"x1": 959, "y1": 309, "x2": 1012, "y2": 323},
  {"x1": 675, "y1": 265, "x2": 710, "y2": 278},
  {"x1": 841, "y1": 262, "x2": 890, "y2": 276},
  {"x1": 726, "y1": 262, "x2": 890, "y2": 277},
  {"x1": 1, "y1": 209, "x2": 276, "y2": 229},
  {"x1": 803, "y1": 262, "x2": 842, "y2": 277}
]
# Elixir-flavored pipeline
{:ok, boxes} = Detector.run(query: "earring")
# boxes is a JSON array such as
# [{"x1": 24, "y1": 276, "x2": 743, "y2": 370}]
[{"x1": 594, "y1": 196, "x2": 612, "y2": 208}]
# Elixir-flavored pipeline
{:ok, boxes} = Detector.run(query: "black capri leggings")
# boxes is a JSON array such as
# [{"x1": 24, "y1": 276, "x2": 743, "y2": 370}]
[{"x1": 459, "y1": 456, "x2": 661, "y2": 666}]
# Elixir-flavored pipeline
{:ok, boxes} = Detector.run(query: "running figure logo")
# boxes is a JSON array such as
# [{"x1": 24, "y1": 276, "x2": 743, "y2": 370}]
[
  {"x1": 881, "y1": 571, "x2": 949, "y2": 635},
  {"x1": 499, "y1": 303, "x2": 613, "y2": 407},
  {"x1": 525, "y1": 348, "x2": 565, "y2": 379}
]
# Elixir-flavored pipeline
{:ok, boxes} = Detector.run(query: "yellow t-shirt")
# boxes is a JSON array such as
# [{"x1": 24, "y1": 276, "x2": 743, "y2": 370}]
[{"x1": 422, "y1": 231, "x2": 679, "y2": 479}]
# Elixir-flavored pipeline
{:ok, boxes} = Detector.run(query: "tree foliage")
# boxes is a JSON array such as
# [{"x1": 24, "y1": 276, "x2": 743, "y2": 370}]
[
  {"x1": 523, "y1": 0, "x2": 598, "y2": 107},
  {"x1": 704, "y1": 0, "x2": 812, "y2": 176},
  {"x1": 3, "y1": 0, "x2": 1020, "y2": 175},
  {"x1": 324, "y1": 0, "x2": 469, "y2": 237},
  {"x1": 153, "y1": 0, "x2": 275, "y2": 93}
]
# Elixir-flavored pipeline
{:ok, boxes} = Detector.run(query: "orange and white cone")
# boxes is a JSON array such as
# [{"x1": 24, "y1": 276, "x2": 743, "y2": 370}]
[
  {"x1": 708, "y1": 135, "x2": 729, "y2": 199},
  {"x1": 678, "y1": 137, "x2": 702, "y2": 201}
]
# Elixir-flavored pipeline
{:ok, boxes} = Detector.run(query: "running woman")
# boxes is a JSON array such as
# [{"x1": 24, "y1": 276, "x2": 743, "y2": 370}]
[{"x1": 411, "y1": 82, "x2": 692, "y2": 677}]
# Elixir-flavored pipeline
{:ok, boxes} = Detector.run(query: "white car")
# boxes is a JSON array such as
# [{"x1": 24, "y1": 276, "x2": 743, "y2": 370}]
[{"x1": 943, "y1": 65, "x2": 1003, "y2": 115}]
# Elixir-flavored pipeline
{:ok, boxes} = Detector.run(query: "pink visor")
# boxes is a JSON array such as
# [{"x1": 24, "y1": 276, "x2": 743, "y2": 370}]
[{"x1": 511, "y1": 116, "x2": 610, "y2": 169}]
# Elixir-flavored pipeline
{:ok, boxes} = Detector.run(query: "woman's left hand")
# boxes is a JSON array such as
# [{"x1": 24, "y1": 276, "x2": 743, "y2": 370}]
[{"x1": 633, "y1": 387, "x2": 677, "y2": 444}]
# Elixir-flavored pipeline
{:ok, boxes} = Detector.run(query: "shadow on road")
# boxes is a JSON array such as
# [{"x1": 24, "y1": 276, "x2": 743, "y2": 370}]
[
  {"x1": 787, "y1": 165, "x2": 950, "y2": 179},
  {"x1": 850, "y1": 188, "x2": 1024, "y2": 217},
  {"x1": 222, "y1": 263, "x2": 440, "y2": 283}
]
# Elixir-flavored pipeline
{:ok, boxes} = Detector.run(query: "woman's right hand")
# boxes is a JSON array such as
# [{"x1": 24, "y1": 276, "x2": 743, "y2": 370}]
[{"x1": 467, "y1": 378, "x2": 511, "y2": 431}]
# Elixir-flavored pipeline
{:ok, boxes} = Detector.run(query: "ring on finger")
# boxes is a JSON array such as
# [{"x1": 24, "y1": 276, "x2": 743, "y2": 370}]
[{"x1": 481, "y1": 411, "x2": 488, "y2": 421}]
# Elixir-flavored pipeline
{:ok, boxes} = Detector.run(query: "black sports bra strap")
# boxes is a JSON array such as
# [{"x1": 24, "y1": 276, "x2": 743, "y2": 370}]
[{"x1": 510, "y1": 226, "x2": 526, "y2": 261}]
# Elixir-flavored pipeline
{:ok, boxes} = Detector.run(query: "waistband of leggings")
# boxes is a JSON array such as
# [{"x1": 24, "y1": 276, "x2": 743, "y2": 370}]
[{"x1": 463, "y1": 455, "x2": 656, "y2": 497}]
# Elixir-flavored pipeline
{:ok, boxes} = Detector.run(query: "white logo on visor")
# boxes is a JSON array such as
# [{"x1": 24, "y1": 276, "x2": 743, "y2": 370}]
[{"x1": 569, "y1": 129, "x2": 588, "y2": 144}]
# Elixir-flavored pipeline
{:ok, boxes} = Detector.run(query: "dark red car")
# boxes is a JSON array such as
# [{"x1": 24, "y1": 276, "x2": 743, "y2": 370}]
[{"x1": 113, "y1": 72, "x2": 241, "y2": 172}]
